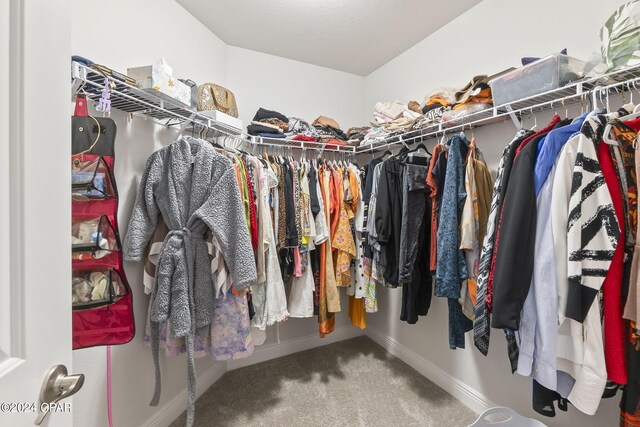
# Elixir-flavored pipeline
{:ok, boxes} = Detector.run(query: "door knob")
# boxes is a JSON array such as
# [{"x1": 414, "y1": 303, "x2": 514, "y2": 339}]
[{"x1": 34, "y1": 365, "x2": 84, "y2": 425}]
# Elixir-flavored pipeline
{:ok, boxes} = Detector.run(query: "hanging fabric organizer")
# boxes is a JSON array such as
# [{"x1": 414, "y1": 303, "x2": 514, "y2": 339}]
[{"x1": 71, "y1": 97, "x2": 135, "y2": 349}]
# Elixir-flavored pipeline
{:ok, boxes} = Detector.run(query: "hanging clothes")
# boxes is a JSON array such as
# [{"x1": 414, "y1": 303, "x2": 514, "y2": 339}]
[
  {"x1": 492, "y1": 117, "x2": 565, "y2": 331},
  {"x1": 615, "y1": 116, "x2": 640, "y2": 427},
  {"x1": 375, "y1": 155, "x2": 406, "y2": 287},
  {"x1": 398, "y1": 159, "x2": 432, "y2": 324},
  {"x1": 473, "y1": 129, "x2": 532, "y2": 355},
  {"x1": 123, "y1": 136, "x2": 257, "y2": 427},
  {"x1": 516, "y1": 113, "x2": 587, "y2": 391},
  {"x1": 435, "y1": 134, "x2": 471, "y2": 349},
  {"x1": 427, "y1": 144, "x2": 443, "y2": 272}
]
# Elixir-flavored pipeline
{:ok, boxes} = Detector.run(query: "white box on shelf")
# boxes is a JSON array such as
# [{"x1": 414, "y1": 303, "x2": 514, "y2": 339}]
[
  {"x1": 200, "y1": 109, "x2": 243, "y2": 131},
  {"x1": 127, "y1": 65, "x2": 191, "y2": 107}
]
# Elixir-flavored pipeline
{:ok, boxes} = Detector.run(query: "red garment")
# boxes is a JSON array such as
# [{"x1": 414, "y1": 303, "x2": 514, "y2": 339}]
[
  {"x1": 242, "y1": 160, "x2": 259, "y2": 251},
  {"x1": 599, "y1": 140, "x2": 627, "y2": 385},
  {"x1": 324, "y1": 139, "x2": 346, "y2": 150},
  {"x1": 486, "y1": 116, "x2": 562, "y2": 309},
  {"x1": 515, "y1": 115, "x2": 561, "y2": 156},
  {"x1": 292, "y1": 135, "x2": 318, "y2": 142}
]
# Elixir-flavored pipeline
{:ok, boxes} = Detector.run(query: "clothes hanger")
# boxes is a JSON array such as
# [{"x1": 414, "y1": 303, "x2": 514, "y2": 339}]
[
  {"x1": 530, "y1": 108, "x2": 537, "y2": 130},
  {"x1": 379, "y1": 145, "x2": 392, "y2": 159}
]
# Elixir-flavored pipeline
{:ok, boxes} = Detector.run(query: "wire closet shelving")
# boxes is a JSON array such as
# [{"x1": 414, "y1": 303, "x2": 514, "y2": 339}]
[
  {"x1": 71, "y1": 61, "x2": 356, "y2": 154},
  {"x1": 72, "y1": 61, "x2": 640, "y2": 155},
  {"x1": 357, "y1": 63, "x2": 640, "y2": 153}
]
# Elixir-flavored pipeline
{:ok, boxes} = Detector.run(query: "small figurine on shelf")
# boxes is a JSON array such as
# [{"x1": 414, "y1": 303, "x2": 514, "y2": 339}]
[{"x1": 96, "y1": 78, "x2": 111, "y2": 114}]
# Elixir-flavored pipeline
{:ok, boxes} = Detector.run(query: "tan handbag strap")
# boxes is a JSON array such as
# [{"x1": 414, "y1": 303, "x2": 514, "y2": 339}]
[{"x1": 209, "y1": 85, "x2": 233, "y2": 109}]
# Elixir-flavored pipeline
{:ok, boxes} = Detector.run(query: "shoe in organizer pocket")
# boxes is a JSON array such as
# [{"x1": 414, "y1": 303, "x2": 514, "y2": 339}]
[{"x1": 72, "y1": 267, "x2": 127, "y2": 310}]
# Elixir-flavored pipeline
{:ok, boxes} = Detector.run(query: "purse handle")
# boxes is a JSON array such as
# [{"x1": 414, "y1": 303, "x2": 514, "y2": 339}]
[
  {"x1": 77, "y1": 115, "x2": 102, "y2": 155},
  {"x1": 210, "y1": 85, "x2": 233, "y2": 109}
]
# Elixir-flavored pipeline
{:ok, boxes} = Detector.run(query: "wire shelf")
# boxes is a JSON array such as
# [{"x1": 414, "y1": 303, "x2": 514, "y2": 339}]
[
  {"x1": 72, "y1": 61, "x2": 640, "y2": 155},
  {"x1": 71, "y1": 61, "x2": 355, "y2": 153},
  {"x1": 355, "y1": 63, "x2": 640, "y2": 153}
]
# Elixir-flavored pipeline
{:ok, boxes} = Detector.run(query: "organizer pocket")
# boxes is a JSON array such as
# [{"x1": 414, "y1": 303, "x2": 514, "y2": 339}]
[
  {"x1": 71, "y1": 214, "x2": 120, "y2": 261},
  {"x1": 72, "y1": 267, "x2": 135, "y2": 349},
  {"x1": 72, "y1": 156, "x2": 117, "y2": 200},
  {"x1": 72, "y1": 268, "x2": 127, "y2": 310}
]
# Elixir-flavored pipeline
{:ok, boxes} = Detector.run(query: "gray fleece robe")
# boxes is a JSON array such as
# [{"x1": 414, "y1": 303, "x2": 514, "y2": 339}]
[{"x1": 123, "y1": 136, "x2": 256, "y2": 427}]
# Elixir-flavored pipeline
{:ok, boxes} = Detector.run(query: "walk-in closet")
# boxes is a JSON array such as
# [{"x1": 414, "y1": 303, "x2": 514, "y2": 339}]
[{"x1": 2, "y1": 1, "x2": 640, "y2": 426}]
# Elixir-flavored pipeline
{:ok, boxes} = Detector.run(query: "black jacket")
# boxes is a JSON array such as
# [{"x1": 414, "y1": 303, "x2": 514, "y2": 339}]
[
  {"x1": 490, "y1": 133, "x2": 546, "y2": 330},
  {"x1": 375, "y1": 157, "x2": 404, "y2": 286}
]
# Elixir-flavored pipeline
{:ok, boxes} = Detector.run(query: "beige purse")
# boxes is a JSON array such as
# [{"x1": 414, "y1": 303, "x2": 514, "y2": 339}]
[{"x1": 197, "y1": 83, "x2": 239, "y2": 118}]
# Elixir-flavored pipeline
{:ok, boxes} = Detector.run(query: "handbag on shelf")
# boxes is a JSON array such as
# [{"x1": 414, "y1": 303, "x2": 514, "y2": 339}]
[{"x1": 197, "y1": 83, "x2": 239, "y2": 117}]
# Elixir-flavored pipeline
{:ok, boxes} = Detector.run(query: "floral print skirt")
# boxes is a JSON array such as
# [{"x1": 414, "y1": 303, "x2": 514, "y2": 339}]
[{"x1": 145, "y1": 290, "x2": 254, "y2": 361}]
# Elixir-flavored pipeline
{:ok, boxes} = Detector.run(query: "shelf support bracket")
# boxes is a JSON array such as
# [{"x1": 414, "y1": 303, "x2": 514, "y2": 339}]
[
  {"x1": 175, "y1": 113, "x2": 198, "y2": 139},
  {"x1": 505, "y1": 105, "x2": 522, "y2": 129}
]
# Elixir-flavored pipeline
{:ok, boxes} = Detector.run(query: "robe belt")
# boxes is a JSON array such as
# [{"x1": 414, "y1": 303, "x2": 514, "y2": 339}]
[{"x1": 150, "y1": 226, "x2": 204, "y2": 427}]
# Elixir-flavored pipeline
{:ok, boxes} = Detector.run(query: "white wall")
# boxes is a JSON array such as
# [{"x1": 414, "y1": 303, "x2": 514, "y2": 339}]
[
  {"x1": 364, "y1": 0, "x2": 625, "y2": 112},
  {"x1": 71, "y1": 1, "x2": 228, "y2": 426},
  {"x1": 362, "y1": 1, "x2": 630, "y2": 427},
  {"x1": 70, "y1": 1, "x2": 365, "y2": 426},
  {"x1": 227, "y1": 46, "x2": 366, "y2": 132},
  {"x1": 225, "y1": 46, "x2": 366, "y2": 347}
]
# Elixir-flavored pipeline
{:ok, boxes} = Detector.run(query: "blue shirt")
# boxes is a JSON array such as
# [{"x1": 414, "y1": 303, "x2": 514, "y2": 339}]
[{"x1": 533, "y1": 112, "x2": 588, "y2": 195}]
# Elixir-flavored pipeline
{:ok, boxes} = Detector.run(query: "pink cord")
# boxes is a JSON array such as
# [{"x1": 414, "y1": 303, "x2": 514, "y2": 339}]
[{"x1": 107, "y1": 346, "x2": 113, "y2": 427}]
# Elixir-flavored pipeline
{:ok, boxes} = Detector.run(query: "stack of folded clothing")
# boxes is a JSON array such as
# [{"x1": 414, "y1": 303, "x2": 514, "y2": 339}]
[
  {"x1": 312, "y1": 116, "x2": 348, "y2": 146},
  {"x1": 413, "y1": 88, "x2": 457, "y2": 130},
  {"x1": 247, "y1": 107, "x2": 290, "y2": 138},
  {"x1": 370, "y1": 100, "x2": 420, "y2": 133},
  {"x1": 286, "y1": 117, "x2": 320, "y2": 142},
  {"x1": 345, "y1": 126, "x2": 371, "y2": 146},
  {"x1": 417, "y1": 68, "x2": 514, "y2": 128},
  {"x1": 361, "y1": 127, "x2": 391, "y2": 146},
  {"x1": 441, "y1": 75, "x2": 494, "y2": 125}
]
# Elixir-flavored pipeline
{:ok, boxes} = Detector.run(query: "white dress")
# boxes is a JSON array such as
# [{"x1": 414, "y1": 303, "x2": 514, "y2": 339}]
[
  {"x1": 263, "y1": 164, "x2": 289, "y2": 325},
  {"x1": 348, "y1": 164, "x2": 366, "y2": 298},
  {"x1": 288, "y1": 164, "x2": 316, "y2": 317}
]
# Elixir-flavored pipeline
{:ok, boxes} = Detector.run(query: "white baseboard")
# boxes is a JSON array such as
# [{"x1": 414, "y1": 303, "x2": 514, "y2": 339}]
[
  {"x1": 365, "y1": 326, "x2": 495, "y2": 415},
  {"x1": 227, "y1": 325, "x2": 364, "y2": 370},
  {"x1": 140, "y1": 361, "x2": 227, "y2": 427}
]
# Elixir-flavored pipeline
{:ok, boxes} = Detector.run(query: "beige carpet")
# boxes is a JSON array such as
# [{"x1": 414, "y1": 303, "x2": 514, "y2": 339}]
[{"x1": 170, "y1": 336, "x2": 477, "y2": 427}]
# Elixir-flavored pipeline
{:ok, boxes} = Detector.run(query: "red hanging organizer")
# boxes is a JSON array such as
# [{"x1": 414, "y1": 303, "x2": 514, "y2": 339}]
[{"x1": 71, "y1": 96, "x2": 135, "y2": 350}]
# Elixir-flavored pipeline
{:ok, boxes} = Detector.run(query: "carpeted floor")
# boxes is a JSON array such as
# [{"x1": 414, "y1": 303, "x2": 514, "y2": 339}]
[{"x1": 170, "y1": 336, "x2": 477, "y2": 427}]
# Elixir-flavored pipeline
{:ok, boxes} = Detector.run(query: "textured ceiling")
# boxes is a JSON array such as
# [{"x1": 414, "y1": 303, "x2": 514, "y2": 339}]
[{"x1": 176, "y1": 0, "x2": 482, "y2": 76}]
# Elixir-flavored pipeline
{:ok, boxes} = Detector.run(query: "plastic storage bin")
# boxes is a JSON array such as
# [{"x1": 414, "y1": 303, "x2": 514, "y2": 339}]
[{"x1": 489, "y1": 53, "x2": 586, "y2": 106}]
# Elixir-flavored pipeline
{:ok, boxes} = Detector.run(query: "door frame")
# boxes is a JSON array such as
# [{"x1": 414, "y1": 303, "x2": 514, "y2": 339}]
[{"x1": 0, "y1": 0, "x2": 72, "y2": 426}]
